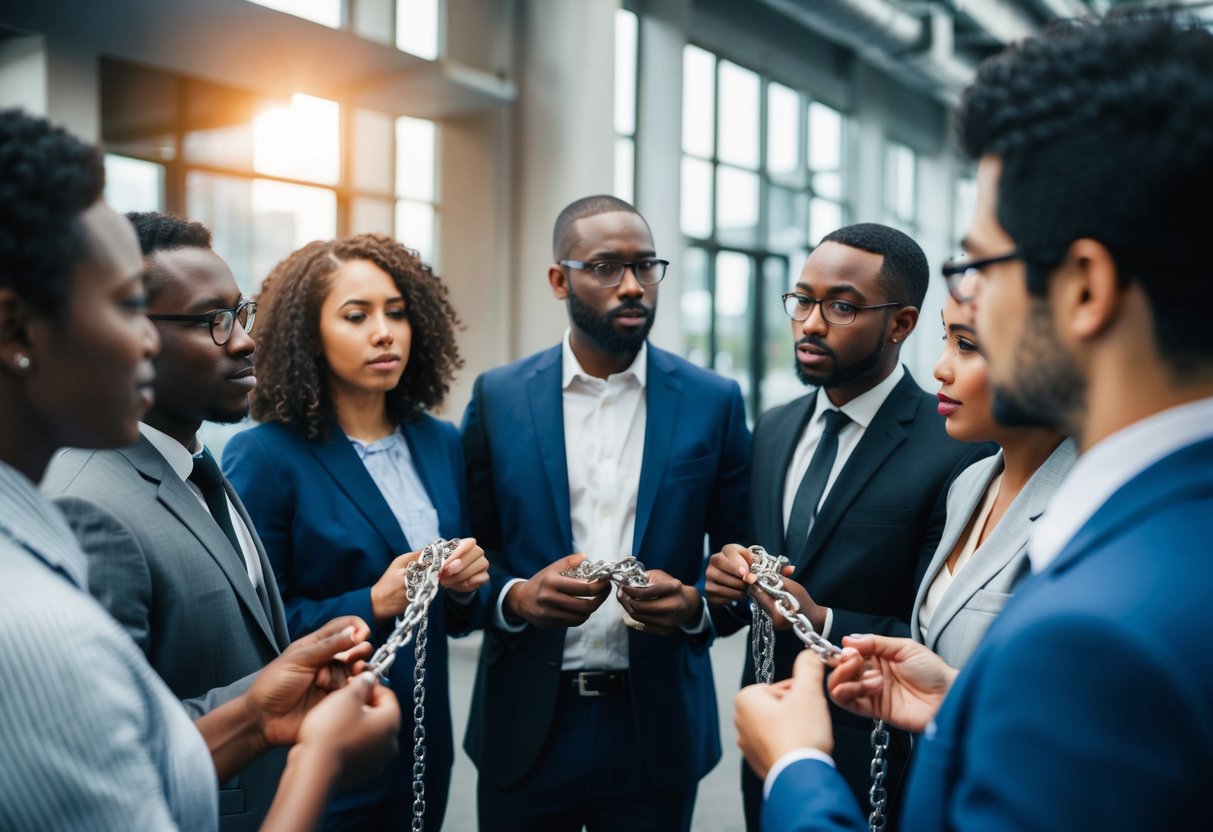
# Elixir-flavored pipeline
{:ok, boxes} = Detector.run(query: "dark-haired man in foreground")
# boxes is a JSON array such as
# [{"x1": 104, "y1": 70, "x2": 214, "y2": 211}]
[
  {"x1": 462, "y1": 195, "x2": 750, "y2": 831},
  {"x1": 706, "y1": 223, "x2": 988, "y2": 829},
  {"x1": 735, "y1": 13, "x2": 1213, "y2": 830},
  {"x1": 43, "y1": 212, "x2": 290, "y2": 831}
]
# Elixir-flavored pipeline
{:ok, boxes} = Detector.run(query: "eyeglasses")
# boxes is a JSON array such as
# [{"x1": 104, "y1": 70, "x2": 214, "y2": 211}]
[
  {"x1": 148, "y1": 299, "x2": 257, "y2": 346},
  {"x1": 559, "y1": 259, "x2": 669, "y2": 288},
  {"x1": 940, "y1": 250, "x2": 1019, "y2": 303},
  {"x1": 781, "y1": 292, "x2": 903, "y2": 326}
]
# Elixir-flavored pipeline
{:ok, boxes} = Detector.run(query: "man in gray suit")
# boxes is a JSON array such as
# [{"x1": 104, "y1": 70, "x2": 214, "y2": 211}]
[{"x1": 43, "y1": 212, "x2": 288, "y2": 832}]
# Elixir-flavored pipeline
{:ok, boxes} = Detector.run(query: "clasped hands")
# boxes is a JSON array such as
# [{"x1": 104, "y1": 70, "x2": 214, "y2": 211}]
[
  {"x1": 733, "y1": 634, "x2": 959, "y2": 779},
  {"x1": 504, "y1": 553, "x2": 701, "y2": 635}
]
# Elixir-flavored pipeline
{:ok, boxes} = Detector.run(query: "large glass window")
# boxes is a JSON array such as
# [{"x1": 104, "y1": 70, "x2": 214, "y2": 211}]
[
  {"x1": 614, "y1": 8, "x2": 639, "y2": 202},
  {"x1": 680, "y1": 45, "x2": 849, "y2": 417},
  {"x1": 245, "y1": 0, "x2": 441, "y2": 59},
  {"x1": 883, "y1": 140, "x2": 918, "y2": 234},
  {"x1": 100, "y1": 59, "x2": 440, "y2": 298}
]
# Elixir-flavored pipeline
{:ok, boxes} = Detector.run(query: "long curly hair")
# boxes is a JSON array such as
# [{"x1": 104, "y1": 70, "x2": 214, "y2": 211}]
[{"x1": 250, "y1": 233, "x2": 463, "y2": 440}]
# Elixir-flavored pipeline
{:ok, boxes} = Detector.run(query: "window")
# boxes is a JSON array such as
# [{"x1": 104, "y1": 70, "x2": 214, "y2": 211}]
[
  {"x1": 100, "y1": 59, "x2": 440, "y2": 298},
  {"x1": 680, "y1": 45, "x2": 849, "y2": 417},
  {"x1": 614, "y1": 8, "x2": 639, "y2": 202},
  {"x1": 883, "y1": 140, "x2": 918, "y2": 234},
  {"x1": 245, "y1": 0, "x2": 441, "y2": 59}
]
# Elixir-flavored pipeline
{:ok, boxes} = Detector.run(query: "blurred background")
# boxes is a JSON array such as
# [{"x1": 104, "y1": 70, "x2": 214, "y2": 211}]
[{"x1": 3, "y1": 0, "x2": 1210, "y2": 827}]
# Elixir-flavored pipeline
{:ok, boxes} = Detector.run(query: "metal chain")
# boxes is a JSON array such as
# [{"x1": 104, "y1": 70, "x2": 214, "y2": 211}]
[
  {"x1": 746, "y1": 545, "x2": 885, "y2": 832},
  {"x1": 365, "y1": 537, "x2": 460, "y2": 832},
  {"x1": 868, "y1": 720, "x2": 890, "y2": 832},
  {"x1": 561, "y1": 555, "x2": 650, "y2": 587}
]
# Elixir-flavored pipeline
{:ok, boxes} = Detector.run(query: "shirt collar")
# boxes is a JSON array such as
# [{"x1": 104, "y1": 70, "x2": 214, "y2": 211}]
[
  {"x1": 814, "y1": 363, "x2": 905, "y2": 429},
  {"x1": 348, "y1": 428, "x2": 406, "y2": 461},
  {"x1": 139, "y1": 422, "x2": 202, "y2": 481},
  {"x1": 561, "y1": 328, "x2": 648, "y2": 390},
  {"x1": 1029, "y1": 396, "x2": 1213, "y2": 573},
  {"x1": 0, "y1": 459, "x2": 91, "y2": 589}
]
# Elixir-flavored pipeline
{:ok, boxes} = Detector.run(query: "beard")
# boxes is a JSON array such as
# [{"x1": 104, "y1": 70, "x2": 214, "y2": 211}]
[
  {"x1": 567, "y1": 284, "x2": 655, "y2": 355},
  {"x1": 793, "y1": 333, "x2": 886, "y2": 390},
  {"x1": 990, "y1": 299, "x2": 1085, "y2": 433}
]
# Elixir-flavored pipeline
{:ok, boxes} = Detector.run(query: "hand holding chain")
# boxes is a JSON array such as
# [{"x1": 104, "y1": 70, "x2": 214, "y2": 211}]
[
  {"x1": 744, "y1": 545, "x2": 885, "y2": 832},
  {"x1": 561, "y1": 556, "x2": 650, "y2": 630},
  {"x1": 366, "y1": 537, "x2": 460, "y2": 832}
]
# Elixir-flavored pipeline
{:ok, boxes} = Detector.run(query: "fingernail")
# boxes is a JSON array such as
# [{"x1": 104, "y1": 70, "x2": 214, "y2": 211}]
[
  {"x1": 341, "y1": 625, "x2": 356, "y2": 641},
  {"x1": 359, "y1": 671, "x2": 375, "y2": 685}
]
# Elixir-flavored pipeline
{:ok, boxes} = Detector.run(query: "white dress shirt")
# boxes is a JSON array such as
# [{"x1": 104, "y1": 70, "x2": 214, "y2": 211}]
[
  {"x1": 780, "y1": 364, "x2": 906, "y2": 638},
  {"x1": 139, "y1": 422, "x2": 264, "y2": 591},
  {"x1": 1029, "y1": 396, "x2": 1213, "y2": 572}
]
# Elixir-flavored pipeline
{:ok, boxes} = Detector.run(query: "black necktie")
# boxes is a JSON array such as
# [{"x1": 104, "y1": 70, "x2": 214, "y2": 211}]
[
  {"x1": 189, "y1": 447, "x2": 243, "y2": 559},
  {"x1": 784, "y1": 408, "x2": 850, "y2": 560}
]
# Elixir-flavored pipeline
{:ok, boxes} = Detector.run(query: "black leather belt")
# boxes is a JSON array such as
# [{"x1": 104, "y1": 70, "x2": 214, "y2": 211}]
[{"x1": 561, "y1": 670, "x2": 629, "y2": 697}]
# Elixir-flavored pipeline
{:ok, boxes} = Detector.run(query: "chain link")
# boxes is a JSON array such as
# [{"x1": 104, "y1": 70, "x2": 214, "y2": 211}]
[
  {"x1": 561, "y1": 556, "x2": 650, "y2": 587},
  {"x1": 745, "y1": 545, "x2": 886, "y2": 832},
  {"x1": 365, "y1": 537, "x2": 459, "y2": 832}
]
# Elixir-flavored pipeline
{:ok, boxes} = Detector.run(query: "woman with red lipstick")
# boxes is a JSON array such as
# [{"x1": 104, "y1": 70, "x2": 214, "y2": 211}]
[
  {"x1": 908, "y1": 284, "x2": 1075, "y2": 669},
  {"x1": 223, "y1": 234, "x2": 489, "y2": 832}
]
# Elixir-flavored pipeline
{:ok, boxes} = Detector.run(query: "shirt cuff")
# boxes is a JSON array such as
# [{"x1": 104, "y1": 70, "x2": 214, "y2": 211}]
[
  {"x1": 493, "y1": 577, "x2": 529, "y2": 632},
  {"x1": 820, "y1": 606, "x2": 834, "y2": 641},
  {"x1": 679, "y1": 596, "x2": 711, "y2": 635},
  {"x1": 764, "y1": 748, "x2": 837, "y2": 799}
]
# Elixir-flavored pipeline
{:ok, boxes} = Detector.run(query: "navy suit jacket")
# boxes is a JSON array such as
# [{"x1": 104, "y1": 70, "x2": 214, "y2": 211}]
[
  {"x1": 461, "y1": 343, "x2": 751, "y2": 791},
  {"x1": 223, "y1": 415, "x2": 487, "y2": 808},
  {"x1": 764, "y1": 436, "x2": 1213, "y2": 831}
]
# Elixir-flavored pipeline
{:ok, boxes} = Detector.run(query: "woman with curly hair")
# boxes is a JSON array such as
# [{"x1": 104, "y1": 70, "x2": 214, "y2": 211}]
[{"x1": 223, "y1": 233, "x2": 489, "y2": 832}]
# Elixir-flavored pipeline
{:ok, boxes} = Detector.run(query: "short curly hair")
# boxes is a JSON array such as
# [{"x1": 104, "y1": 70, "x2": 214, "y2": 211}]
[
  {"x1": 0, "y1": 109, "x2": 105, "y2": 318},
  {"x1": 125, "y1": 211, "x2": 214, "y2": 301},
  {"x1": 820, "y1": 223, "x2": 929, "y2": 309},
  {"x1": 250, "y1": 233, "x2": 463, "y2": 440},
  {"x1": 956, "y1": 11, "x2": 1213, "y2": 372}
]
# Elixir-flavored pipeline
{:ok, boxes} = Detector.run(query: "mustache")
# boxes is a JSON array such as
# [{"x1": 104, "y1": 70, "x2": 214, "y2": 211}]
[
  {"x1": 609, "y1": 301, "x2": 650, "y2": 319},
  {"x1": 796, "y1": 335, "x2": 835, "y2": 359}
]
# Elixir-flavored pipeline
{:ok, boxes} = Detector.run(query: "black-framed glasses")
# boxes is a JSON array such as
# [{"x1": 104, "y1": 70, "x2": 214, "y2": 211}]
[
  {"x1": 559, "y1": 259, "x2": 669, "y2": 288},
  {"x1": 781, "y1": 292, "x2": 903, "y2": 326},
  {"x1": 148, "y1": 299, "x2": 257, "y2": 346},
  {"x1": 940, "y1": 250, "x2": 1019, "y2": 303}
]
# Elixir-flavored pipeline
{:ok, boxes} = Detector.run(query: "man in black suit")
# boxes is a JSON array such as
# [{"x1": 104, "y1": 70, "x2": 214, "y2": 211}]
[{"x1": 707, "y1": 223, "x2": 990, "y2": 830}]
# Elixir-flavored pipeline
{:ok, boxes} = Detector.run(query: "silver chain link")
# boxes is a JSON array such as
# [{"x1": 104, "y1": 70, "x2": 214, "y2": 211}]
[
  {"x1": 365, "y1": 537, "x2": 459, "y2": 832},
  {"x1": 561, "y1": 556, "x2": 650, "y2": 587},
  {"x1": 745, "y1": 545, "x2": 886, "y2": 832}
]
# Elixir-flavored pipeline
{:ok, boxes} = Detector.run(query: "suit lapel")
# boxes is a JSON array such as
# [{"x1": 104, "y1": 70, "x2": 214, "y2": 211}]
[
  {"x1": 794, "y1": 374, "x2": 917, "y2": 572},
  {"x1": 911, "y1": 452, "x2": 1003, "y2": 647},
  {"x1": 634, "y1": 349, "x2": 681, "y2": 555},
  {"x1": 226, "y1": 484, "x2": 291, "y2": 649},
  {"x1": 401, "y1": 418, "x2": 455, "y2": 542},
  {"x1": 120, "y1": 438, "x2": 280, "y2": 650},
  {"x1": 308, "y1": 427, "x2": 410, "y2": 556},
  {"x1": 528, "y1": 351, "x2": 574, "y2": 552}
]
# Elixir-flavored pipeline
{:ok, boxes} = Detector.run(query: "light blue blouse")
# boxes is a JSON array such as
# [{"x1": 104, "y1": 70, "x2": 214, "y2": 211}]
[{"x1": 348, "y1": 429, "x2": 441, "y2": 549}]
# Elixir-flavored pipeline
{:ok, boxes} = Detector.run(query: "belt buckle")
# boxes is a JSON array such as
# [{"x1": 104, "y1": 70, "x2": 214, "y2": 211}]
[{"x1": 577, "y1": 672, "x2": 609, "y2": 698}]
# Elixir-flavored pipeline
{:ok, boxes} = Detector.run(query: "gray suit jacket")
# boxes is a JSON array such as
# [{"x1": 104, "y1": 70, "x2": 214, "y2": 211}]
[
  {"x1": 42, "y1": 436, "x2": 291, "y2": 831},
  {"x1": 910, "y1": 439, "x2": 1076, "y2": 669}
]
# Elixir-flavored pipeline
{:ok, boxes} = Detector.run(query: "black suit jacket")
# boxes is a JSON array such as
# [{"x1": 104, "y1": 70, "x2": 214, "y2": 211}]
[{"x1": 726, "y1": 369, "x2": 993, "y2": 818}]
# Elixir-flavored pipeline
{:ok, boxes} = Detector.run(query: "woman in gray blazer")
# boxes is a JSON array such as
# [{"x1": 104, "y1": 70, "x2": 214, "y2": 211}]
[{"x1": 910, "y1": 284, "x2": 1075, "y2": 669}]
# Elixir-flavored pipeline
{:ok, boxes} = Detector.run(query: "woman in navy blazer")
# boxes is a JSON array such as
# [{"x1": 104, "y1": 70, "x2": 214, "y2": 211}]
[{"x1": 224, "y1": 233, "x2": 488, "y2": 832}]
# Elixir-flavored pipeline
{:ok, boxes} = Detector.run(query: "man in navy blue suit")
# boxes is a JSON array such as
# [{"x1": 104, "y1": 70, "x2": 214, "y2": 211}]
[
  {"x1": 462, "y1": 195, "x2": 751, "y2": 831},
  {"x1": 734, "y1": 12, "x2": 1213, "y2": 831}
]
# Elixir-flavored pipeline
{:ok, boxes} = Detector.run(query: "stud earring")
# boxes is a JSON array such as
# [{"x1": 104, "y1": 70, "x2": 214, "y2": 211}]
[{"x1": 14, "y1": 353, "x2": 31, "y2": 371}]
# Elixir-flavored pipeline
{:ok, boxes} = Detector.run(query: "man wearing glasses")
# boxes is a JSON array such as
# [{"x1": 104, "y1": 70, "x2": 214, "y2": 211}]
[
  {"x1": 43, "y1": 211, "x2": 291, "y2": 832},
  {"x1": 462, "y1": 195, "x2": 751, "y2": 831},
  {"x1": 706, "y1": 222, "x2": 989, "y2": 830}
]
